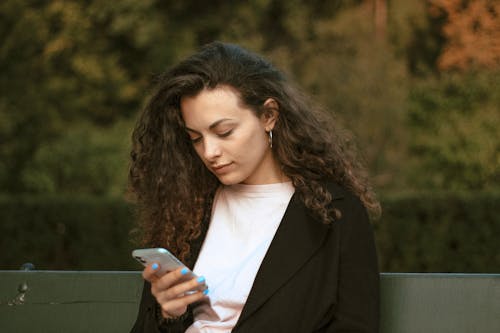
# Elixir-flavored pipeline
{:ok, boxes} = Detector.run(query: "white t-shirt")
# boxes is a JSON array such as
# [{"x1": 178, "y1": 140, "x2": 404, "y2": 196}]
[{"x1": 186, "y1": 182, "x2": 295, "y2": 332}]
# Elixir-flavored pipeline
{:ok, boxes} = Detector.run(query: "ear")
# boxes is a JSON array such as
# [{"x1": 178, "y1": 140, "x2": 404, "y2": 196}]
[{"x1": 260, "y1": 98, "x2": 279, "y2": 131}]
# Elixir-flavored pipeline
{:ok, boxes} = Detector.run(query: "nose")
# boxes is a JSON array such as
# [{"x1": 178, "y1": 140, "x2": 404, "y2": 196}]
[{"x1": 201, "y1": 137, "x2": 222, "y2": 161}]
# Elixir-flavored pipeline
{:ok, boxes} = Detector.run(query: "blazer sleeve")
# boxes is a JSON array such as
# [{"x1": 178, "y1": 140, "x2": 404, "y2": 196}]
[
  {"x1": 327, "y1": 194, "x2": 380, "y2": 332},
  {"x1": 130, "y1": 201, "x2": 210, "y2": 333},
  {"x1": 130, "y1": 281, "x2": 192, "y2": 333}
]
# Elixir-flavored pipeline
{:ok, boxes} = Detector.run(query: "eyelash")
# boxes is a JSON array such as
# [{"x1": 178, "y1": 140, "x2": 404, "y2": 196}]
[
  {"x1": 190, "y1": 130, "x2": 233, "y2": 144},
  {"x1": 218, "y1": 129, "x2": 233, "y2": 138}
]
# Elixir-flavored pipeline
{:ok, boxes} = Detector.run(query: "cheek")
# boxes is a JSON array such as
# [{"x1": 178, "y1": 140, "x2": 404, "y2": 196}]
[
  {"x1": 251, "y1": 129, "x2": 268, "y2": 148},
  {"x1": 236, "y1": 131, "x2": 268, "y2": 160}
]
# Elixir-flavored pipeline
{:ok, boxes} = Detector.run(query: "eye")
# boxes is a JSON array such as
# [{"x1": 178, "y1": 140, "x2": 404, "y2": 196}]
[
  {"x1": 190, "y1": 136, "x2": 202, "y2": 144},
  {"x1": 218, "y1": 129, "x2": 233, "y2": 138},
  {"x1": 186, "y1": 132, "x2": 202, "y2": 144}
]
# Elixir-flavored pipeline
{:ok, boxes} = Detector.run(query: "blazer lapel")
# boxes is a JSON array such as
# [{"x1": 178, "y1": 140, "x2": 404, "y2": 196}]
[{"x1": 234, "y1": 193, "x2": 331, "y2": 326}]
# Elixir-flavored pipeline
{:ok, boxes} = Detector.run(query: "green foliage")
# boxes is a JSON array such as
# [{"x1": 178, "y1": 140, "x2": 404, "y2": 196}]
[
  {"x1": 291, "y1": 5, "x2": 408, "y2": 190},
  {"x1": 1, "y1": 0, "x2": 497, "y2": 196},
  {"x1": 0, "y1": 0, "x2": 181, "y2": 194},
  {"x1": 216, "y1": 2, "x2": 411, "y2": 190},
  {"x1": 0, "y1": 195, "x2": 136, "y2": 270},
  {"x1": 1, "y1": 193, "x2": 498, "y2": 272},
  {"x1": 376, "y1": 190, "x2": 500, "y2": 272},
  {"x1": 389, "y1": 0, "x2": 445, "y2": 76},
  {"x1": 21, "y1": 120, "x2": 133, "y2": 195},
  {"x1": 407, "y1": 72, "x2": 500, "y2": 190}
]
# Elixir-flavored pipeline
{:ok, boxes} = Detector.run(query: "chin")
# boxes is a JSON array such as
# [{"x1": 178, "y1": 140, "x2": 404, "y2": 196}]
[
  {"x1": 216, "y1": 173, "x2": 245, "y2": 185},
  {"x1": 217, "y1": 177, "x2": 240, "y2": 186}
]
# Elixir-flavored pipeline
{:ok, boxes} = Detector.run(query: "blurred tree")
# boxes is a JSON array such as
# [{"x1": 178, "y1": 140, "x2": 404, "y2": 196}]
[
  {"x1": 2, "y1": 0, "x2": 412, "y2": 194},
  {"x1": 289, "y1": 3, "x2": 408, "y2": 190},
  {"x1": 213, "y1": 1, "x2": 410, "y2": 190},
  {"x1": 3, "y1": 0, "x2": 496, "y2": 195},
  {"x1": 404, "y1": 1, "x2": 500, "y2": 190},
  {"x1": 430, "y1": 0, "x2": 500, "y2": 71},
  {"x1": 408, "y1": 72, "x2": 500, "y2": 190},
  {"x1": 0, "y1": 0, "x2": 185, "y2": 194},
  {"x1": 20, "y1": 120, "x2": 133, "y2": 195},
  {"x1": 388, "y1": 0, "x2": 445, "y2": 76},
  {"x1": 373, "y1": 0, "x2": 388, "y2": 40}
]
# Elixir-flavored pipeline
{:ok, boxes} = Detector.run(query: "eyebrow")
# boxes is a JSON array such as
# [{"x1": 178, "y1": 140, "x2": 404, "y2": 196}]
[{"x1": 185, "y1": 118, "x2": 234, "y2": 133}]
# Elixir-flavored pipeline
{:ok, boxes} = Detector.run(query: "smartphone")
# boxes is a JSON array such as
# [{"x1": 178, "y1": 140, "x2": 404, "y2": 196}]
[{"x1": 132, "y1": 247, "x2": 197, "y2": 279}]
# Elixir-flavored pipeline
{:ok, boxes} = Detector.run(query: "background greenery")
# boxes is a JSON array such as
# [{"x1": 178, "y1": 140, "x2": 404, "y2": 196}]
[
  {"x1": 1, "y1": 0, "x2": 498, "y2": 272},
  {"x1": 2, "y1": 191, "x2": 499, "y2": 272}
]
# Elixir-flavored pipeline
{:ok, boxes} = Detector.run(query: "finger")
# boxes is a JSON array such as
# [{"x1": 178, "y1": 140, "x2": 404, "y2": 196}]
[
  {"x1": 152, "y1": 267, "x2": 194, "y2": 294},
  {"x1": 159, "y1": 289, "x2": 209, "y2": 318},
  {"x1": 156, "y1": 275, "x2": 207, "y2": 303},
  {"x1": 142, "y1": 262, "x2": 161, "y2": 283}
]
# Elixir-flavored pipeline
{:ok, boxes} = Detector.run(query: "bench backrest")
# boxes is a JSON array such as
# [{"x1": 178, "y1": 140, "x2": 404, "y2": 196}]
[
  {"x1": 1, "y1": 272, "x2": 499, "y2": 332},
  {"x1": 380, "y1": 273, "x2": 500, "y2": 333}
]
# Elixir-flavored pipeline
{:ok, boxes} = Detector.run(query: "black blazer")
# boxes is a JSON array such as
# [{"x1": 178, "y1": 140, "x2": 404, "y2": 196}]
[{"x1": 131, "y1": 183, "x2": 379, "y2": 332}]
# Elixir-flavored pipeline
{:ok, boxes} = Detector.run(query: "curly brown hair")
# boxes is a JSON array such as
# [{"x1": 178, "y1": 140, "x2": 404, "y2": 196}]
[{"x1": 128, "y1": 42, "x2": 380, "y2": 262}]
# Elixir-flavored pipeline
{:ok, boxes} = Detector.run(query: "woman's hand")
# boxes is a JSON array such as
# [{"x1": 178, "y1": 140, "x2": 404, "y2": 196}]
[{"x1": 142, "y1": 264, "x2": 208, "y2": 319}]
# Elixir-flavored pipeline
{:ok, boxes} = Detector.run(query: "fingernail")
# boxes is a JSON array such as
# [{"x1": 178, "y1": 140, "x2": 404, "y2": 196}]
[
  {"x1": 152, "y1": 263, "x2": 159, "y2": 271},
  {"x1": 197, "y1": 276, "x2": 205, "y2": 284},
  {"x1": 181, "y1": 267, "x2": 189, "y2": 275},
  {"x1": 203, "y1": 289, "x2": 209, "y2": 296}
]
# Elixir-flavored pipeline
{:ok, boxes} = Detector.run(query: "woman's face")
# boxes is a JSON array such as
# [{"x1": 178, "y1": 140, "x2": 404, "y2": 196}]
[{"x1": 180, "y1": 86, "x2": 283, "y2": 185}]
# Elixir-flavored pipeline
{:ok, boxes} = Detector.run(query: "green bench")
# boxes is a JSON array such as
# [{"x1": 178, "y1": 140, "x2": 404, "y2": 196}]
[{"x1": 0, "y1": 271, "x2": 499, "y2": 332}]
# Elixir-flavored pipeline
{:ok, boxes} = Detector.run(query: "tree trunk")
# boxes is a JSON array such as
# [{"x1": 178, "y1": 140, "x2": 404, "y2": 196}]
[{"x1": 374, "y1": 0, "x2": 387, "y2": 40}]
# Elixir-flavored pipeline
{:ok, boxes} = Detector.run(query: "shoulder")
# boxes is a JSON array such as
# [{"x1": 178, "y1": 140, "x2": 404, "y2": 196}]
[
  {"x1": 320, "y1": 183, "x2": 378, "y2": 272},
  {"x1": 323, "y1": 181, "x2": 371, "y2": 233},
  {"x1": 323, "y1": 182, "x2": 365, "y2": 212},
  {"x1": 324, "y1": 181, "x2": 348, "y2": 199}
]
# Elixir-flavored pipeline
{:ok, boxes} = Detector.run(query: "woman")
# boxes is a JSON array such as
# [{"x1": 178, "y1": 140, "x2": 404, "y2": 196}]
[{"x1": 129, "y1": 42, "x2": 380, "y2": 332}]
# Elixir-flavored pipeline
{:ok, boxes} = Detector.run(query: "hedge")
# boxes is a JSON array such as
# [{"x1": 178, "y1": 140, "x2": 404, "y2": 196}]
[
  {"x1": 375, "y1": 191, "x2": 500, "y2": 272},
  {"x1": 1, "y1": 192, "x2": 498, "y2": 272},
  {"x1": 0, "y1": 195, "x2": 136, "y2": 270}
]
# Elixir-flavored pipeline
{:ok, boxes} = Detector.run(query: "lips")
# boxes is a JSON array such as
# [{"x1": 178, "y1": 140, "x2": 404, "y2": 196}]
[{"x1": 212, "y1": 162, "x2": 233, "y2": 174}]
